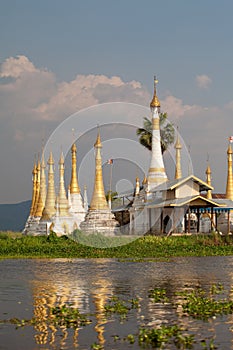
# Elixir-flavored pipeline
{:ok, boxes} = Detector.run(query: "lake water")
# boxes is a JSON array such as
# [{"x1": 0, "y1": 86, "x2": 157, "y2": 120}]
[{"x1": 1, "y1": 257, "x2": 233, "y2": 349}]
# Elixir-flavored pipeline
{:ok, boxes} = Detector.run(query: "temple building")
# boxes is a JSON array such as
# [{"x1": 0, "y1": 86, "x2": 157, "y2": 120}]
[{"x1": 124, "y1": 77, "x2": 233, "y2": 235}]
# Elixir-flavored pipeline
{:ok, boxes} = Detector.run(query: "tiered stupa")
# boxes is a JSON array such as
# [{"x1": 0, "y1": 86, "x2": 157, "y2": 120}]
[
  {"x1": 130, "y1": 77, "x2": 168, "y2": 234},
  {"x1": 147, "y1": 76, "x2": 168, "y2": 191},
  {"x1": 22, "y1": 160, "x2": 39, "y2": 233},
  {"x1": 36, "y1": 151, "x2": 58, "y2": 234},
  {"x1": 80, "y1": 131, "x2": 119, "y2": 235},
  {"x1": 68, "y1": 143, "x2": 86, "y2": 226},
  {"x1": 52, "y1": 152, "x2": 75, "y2": 235},
  {"x1": 23, "y1": 143, "x2": 87, "y2": 236}
]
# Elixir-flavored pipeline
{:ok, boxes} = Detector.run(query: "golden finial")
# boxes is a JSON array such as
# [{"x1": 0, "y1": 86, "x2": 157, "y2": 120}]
[
  {"x1": 228, "y1": 143, "x2": 233, "y2": 155},
  {"x1": 94, "y1": 128, "x2": 102, "y2": 148},
  {"x1": 41, "y1": 151, "x2": 56, "y2": 220},
  {"x1": 48, "y1": 151, "x2": 54, "y2": 165},
  {"x1": 206, "y1": 165, "x2": 211, "y2": 175},
  {"x1": 71, "y1": 143, "x2": 77, "y2": 152},
  {"x1": 150, "y1": 76, "x2": 160, "y2": 110},
  {"x1": 70, "y1": 141, "x2": 81, "y2": 194},
  {"x1": 58, "y1": 152, "x2": 70, "y2": 217},
  {"x1": 59, "y1": 151, "x2": 64, "y2": 165},
  {"x1": 90, "y1": 130, "x2": 109, "y2": 210},
  {"x1": 205, "y1": 155, "x2": 212, "y2": 199},
  {"x1": 142, "y1": 174, "x2": 147, "y2": 185},
  {"x1": 175, "y1": 131, "x2": 182, "y2": 149},
  {"x1": 226, "y1": 142, "x2": 233, "y2": 200},
  {"x1": 135, "y1": 176, "x2": 140, "y2": 195},
  {"x1": 34, "y1": 151, "x2": 46, "y2": 217},
  {"x1": 174, "y1": 129, "x2": 182, "y2": 179},
  {"x1": 30, "y1": 160, "x2": 38, "y2": 216},
  {"x1": 32, "y1": 159, "x2": 41, "y2": 216},
  {"x1": 40, "y1": 146, "x2": 47, "y2": 207}
]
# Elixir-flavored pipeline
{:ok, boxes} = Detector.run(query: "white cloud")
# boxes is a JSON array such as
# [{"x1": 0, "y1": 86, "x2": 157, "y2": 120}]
[
  {"x1": 33, "y1": 74, "x2": 149, "y2": 121},
  {"x1": 0, "y1": 56, "x2": 149, "y2": 126},
  {"x1": 0, "y1": 56, "x2": 56, "y2": 119},
  {"x1": 161, "y1": 95, "x2": 200, "y2": 119},
  {"x1": 0, "y1": 55, "x2": 39, "y2": 78},
  {"x1": 195, "y1": 74, "x2": 212, "y2": 89}
]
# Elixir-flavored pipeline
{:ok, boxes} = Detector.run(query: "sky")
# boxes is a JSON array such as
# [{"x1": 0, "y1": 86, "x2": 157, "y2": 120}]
[{"x1": 1, "y1": 0, "x2": 233, "y2": 204}]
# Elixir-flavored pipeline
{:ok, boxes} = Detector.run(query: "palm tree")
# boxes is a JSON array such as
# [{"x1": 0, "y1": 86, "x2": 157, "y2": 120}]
[{"x1": 136, "y1": 113, "x2": 175, "y2": 154}]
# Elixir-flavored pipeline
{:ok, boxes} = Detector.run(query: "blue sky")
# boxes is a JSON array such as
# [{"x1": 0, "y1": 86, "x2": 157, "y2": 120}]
[{"x1": 1, "y1": 0, "x2": 233, "y2": 203}]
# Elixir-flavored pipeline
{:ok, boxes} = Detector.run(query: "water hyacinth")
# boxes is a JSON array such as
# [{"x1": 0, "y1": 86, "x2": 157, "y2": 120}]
[{"x1": 1, "y1": 232, "x2": 233, "y2": 258}]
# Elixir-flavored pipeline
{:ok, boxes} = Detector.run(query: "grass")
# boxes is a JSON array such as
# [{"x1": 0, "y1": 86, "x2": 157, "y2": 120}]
[{"x1": 0, "y1": 231, "x2": 233, "y2": 259}]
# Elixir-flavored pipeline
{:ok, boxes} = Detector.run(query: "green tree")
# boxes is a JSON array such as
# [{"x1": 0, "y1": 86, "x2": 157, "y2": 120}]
[
  {"x1": 136, "y1": 113, "x2": 175, "y2": 154},
  {"x1": 105, "y1": 191, "x2": 118, "y2": 202}
]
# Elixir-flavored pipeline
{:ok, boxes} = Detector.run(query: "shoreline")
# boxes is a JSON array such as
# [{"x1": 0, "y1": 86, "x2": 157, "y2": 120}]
[{"x1": 1, "y1": 231, "x2": 233, "y2": 259}]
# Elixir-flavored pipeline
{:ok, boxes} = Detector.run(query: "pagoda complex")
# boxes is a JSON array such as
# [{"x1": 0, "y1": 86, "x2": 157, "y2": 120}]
[{"x1": 23, "y1": 76, "x2": 233, "y2": 237}]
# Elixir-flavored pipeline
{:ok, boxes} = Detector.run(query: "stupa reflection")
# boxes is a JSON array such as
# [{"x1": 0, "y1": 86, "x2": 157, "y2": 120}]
[
  {"x1": 27, "y1": 258, "x2": 233, "y2": 349},
  {"x1": 30, "y1": 261, "x2": 114, "y2": 348}
]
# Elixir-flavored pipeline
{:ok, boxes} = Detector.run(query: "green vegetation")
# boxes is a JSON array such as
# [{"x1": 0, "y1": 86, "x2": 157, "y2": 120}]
[
  {"x1": 8, "y1": 304, "x2": 91, "y2": 330},
  {"x1": 5, "y1": 284, "x2": 232, "y2": 349},
  {"x1": 51, "y1": 304, "x2": 92, "y2": 328},
  {"x1": 104, "y1": 296, "x2": 140, "y2": 321},
  {"x1": 148, "y1": 287, "x2": 169, "y2": 303},
  {"x1": 71, "y1": 229, "x2": 136, "y2": 248},
  {"x1": 138, "y1": 325, "x2": 194, "y2": 349},
  {"x1": 1, "y1": 231, "x2": 233, "y2": 258},
  {"x1": 179, "y1": 283, "x2": 233, "y2": 320},
  {"x1": 136, "y1": 113, "x2": 175, "y2": 154}
]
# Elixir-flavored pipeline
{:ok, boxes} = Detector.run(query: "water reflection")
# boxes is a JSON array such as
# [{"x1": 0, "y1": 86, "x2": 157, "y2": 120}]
[
  {"x1": 1, "y1": 257, "x2": 233, "y2": 349},
  {"x1": 30, "y1": 260, "x2": 116, "y2": 349}
]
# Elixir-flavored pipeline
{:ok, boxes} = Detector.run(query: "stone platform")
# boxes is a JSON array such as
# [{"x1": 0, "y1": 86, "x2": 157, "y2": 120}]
[{"x1": 80, "y1": 209, "x2": 119, "y2": 235}]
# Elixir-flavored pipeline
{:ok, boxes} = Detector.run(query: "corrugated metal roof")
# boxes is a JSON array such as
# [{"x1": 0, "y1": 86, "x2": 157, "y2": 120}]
[
  {"x1": 146, "y1": 195, "x2": 224, "y2": 209},
  {"x1": 151, "y1": 175, "x2": 213, "y2": 192}
]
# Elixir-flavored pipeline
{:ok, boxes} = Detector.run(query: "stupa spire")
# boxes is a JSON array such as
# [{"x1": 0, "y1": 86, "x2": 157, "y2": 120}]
[
  {"x1": 90, "y1": 130, "x2": 109, "y2": 210},
  {"x1": 205, "y1": 161, "x2": 212, "y2": 199},
  {"x1": 70, "y1": 142, "x2": 80, "y2": 194},
  {"x1": 135, "y1": 177, "x2": 140, "y2": 195},
  {"x1": 142, "y1": 174, "x2": 147, "y2": 189},
  {"x1": 150, "y1": 75, "x2": 160, "y2": 111},
  {"x1": 174, "y1": 131, "x2": 182, "y2": 179},
  {"x1": 40, "y1": 147, "x2": 47, "y2": 206},
  {"x1": 30, "y1": 160, "x2": 37, "y2": 216},
  {"x1": 58, "y1": 152, "x2": 70, "y2": 216},
  {"x1": 41, "y1": 152, "x2": 56, "y2": 220},
  {"x1": 32, "y1": 159, "x2": 41, "y2": 216},
  {"x1": 147, "y1": 76, "x2": 167, "y2": 189},
  {"x1": 226, "y1": 143, "x2": 233, "y2": 200},
  {"x1": 34, "y1": 147, "x2": 47, "y2": 217}
]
